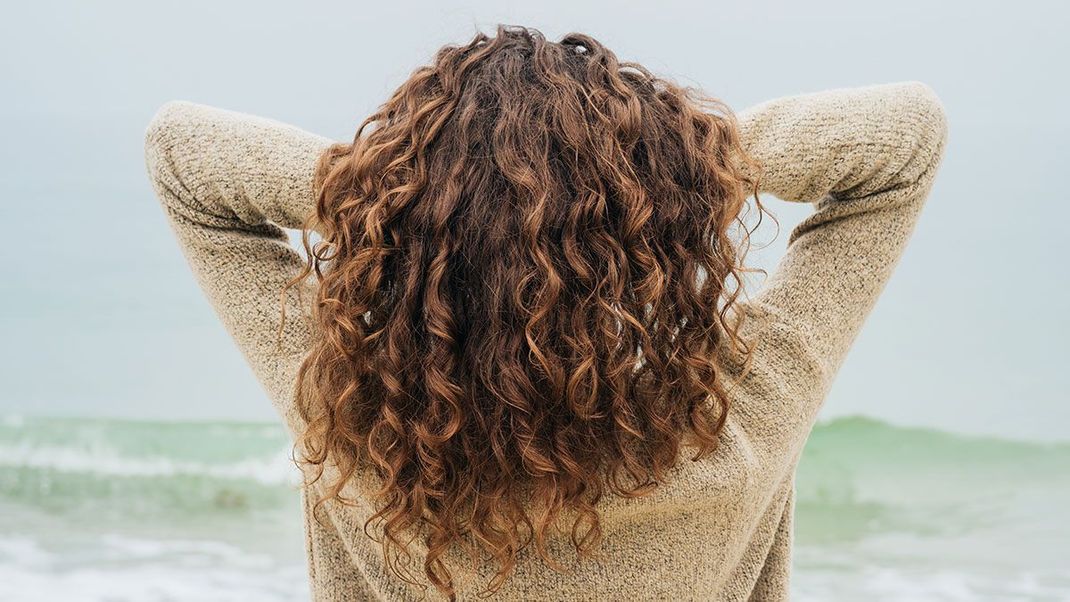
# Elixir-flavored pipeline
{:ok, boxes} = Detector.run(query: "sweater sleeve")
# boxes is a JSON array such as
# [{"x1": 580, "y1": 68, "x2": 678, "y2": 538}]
[
  {"x1": 735, "y1": 81, "x2": 949, "y2": 390},
  {"x1": 143, "y1": 101, "x2": 335, "y2": 438}
]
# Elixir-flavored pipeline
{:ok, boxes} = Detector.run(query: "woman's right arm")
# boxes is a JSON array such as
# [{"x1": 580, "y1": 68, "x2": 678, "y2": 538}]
[{"x1": 735, "y1": 81, "x2": 949, "y2": 408}]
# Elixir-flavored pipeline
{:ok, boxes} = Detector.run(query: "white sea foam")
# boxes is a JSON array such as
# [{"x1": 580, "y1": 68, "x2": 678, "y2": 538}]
[
  {"x1": 794, "y1": 565, "x2": 1070, "y2": 602},
  {"x1": 0, "y1": 534, "x2": 308, "y2": 602},
  {"x1": 0, "y1": 414, "x2": 25, "y2": 429},
  {"x1": 0, "y1": 536, "x2": 51, "y2": 569},
  {"x1": 0, "y1": 442, "x2": 301, "y2": 486}
]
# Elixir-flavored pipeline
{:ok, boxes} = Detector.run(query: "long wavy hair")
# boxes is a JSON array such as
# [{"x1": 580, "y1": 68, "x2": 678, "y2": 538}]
[{"x1": 282, "y1": 24, "x2": 767, "y2": 600}]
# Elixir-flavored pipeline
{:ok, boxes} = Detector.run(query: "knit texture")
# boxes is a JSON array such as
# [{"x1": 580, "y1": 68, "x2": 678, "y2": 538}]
[{"x1": 144, "y1": 80, "x2": 949, "y2": 601}]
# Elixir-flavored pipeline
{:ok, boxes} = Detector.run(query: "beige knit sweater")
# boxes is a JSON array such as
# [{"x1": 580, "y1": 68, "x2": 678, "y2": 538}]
[{"x1": 144, "y1": 80, "x2": 948, "y2": 601}]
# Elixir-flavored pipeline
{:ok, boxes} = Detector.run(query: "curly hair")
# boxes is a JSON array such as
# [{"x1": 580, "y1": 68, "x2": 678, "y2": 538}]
[{"x1": 282, "y1": 24, "x2": 767, "y2": 600}]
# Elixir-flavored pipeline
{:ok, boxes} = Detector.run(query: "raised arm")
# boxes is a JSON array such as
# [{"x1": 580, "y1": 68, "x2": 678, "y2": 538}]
[
  {"x1": 143, "y1": 101, "x2": 335, "y2": 438},
  {"x1": 736, "y1": 81, "x2": 949, "y2": 394}
]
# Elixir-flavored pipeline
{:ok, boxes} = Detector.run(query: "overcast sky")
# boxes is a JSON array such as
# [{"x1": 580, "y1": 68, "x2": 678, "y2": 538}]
[{"x1": 1, "y1": 0, "x2": 1067, "y2": 441}]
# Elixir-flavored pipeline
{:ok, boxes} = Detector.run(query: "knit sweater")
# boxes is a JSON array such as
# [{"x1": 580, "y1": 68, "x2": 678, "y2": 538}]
[{"x1": 143, "y1": 80, "x2": 948, "y2": 601}]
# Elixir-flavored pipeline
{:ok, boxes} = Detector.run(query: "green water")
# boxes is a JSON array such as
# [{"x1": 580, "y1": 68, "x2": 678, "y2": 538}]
[{"x1": 1, "y1": 414, "x2": 1068, "y2": 601}]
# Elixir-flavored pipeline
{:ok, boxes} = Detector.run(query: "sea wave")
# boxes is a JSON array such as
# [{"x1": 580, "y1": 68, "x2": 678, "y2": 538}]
[
  {"x1": 0, "y1": 416, "x2": 302, "y2": 521},
  {"x1": 2, "y1": 413, "x2": 1065, "y2": 485},
  {"x1": 1, "y1": 413, "x2": 1066, "y2": 518},
  {"x1": 0, "y1": 441, "x2": 299, "y2": 485}
]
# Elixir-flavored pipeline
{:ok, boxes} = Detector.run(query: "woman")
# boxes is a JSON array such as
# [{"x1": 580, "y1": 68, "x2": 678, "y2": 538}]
[{"x1": 144, "y1": 25, "x2": 948, "y2": 602}]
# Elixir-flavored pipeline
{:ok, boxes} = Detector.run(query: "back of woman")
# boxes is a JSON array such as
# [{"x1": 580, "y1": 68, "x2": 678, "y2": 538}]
[{"x1": 143, "y1": 25, "x2": 948, "y2": 601}]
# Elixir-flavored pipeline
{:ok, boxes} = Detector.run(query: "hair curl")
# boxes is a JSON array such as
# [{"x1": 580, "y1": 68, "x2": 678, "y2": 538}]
[{"x1": 282, "y1": 24, "x2": 767, "y2": 600}]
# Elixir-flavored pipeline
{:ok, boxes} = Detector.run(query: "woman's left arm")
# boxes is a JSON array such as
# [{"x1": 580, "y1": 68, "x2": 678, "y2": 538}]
[{"x1": 143, "y1": 101, "x2": 335, "y2": 438}]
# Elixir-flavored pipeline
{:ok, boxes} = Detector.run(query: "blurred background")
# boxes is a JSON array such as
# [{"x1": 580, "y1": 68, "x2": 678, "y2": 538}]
[{"x1": 1, "y1": 1, "x2": 1067, "y2": 600}]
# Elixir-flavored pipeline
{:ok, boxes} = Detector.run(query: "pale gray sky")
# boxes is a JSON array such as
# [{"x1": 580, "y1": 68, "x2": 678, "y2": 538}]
[{"x1": 1, "y1": 0, "x2": 1067, "y2": 440}]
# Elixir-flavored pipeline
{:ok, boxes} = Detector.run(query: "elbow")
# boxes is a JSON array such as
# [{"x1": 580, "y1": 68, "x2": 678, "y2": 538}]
[
  {"x1": 143, "y1": 100, "x2": 192, "y2": 181},
  {"x1": 903, "y1": 81, "x2": 950, "y2": 175},
  {"x1": 142, "y1": 101, "x2": 240, "y2": 228},
  {"x1": 143, "y1": 100, "x2": 212, "y2": 211},
  {"x1": 881, "y1": 81, "x2": 950, "y2": 191}
]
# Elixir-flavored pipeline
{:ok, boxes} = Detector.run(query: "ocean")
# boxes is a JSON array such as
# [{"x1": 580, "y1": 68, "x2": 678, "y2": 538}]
[{"x1": 1, "y1": 413, "x2": 1067, "y2": 602}]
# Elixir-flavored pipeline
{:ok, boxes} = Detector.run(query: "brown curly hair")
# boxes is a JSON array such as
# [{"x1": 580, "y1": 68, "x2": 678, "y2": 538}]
[{"x1": 282, "y1": 24, "x2": 767, "y2": 600}]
